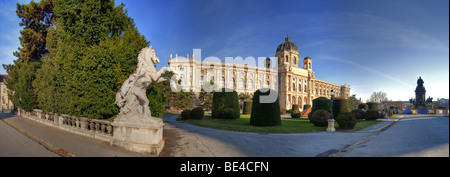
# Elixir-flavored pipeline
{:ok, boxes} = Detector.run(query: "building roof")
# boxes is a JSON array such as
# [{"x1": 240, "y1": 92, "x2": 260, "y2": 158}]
[{"x1": 276, "y1": 33, "x2": 299, "y2": 53}]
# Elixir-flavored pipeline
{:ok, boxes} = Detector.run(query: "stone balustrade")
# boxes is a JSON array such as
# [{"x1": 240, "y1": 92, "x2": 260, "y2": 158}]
[{"x1": 18, "y1": 108, "x2": 113, "y2": 143}]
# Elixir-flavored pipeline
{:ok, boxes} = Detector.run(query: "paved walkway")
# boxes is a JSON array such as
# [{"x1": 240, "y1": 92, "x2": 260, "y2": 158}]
[
  {"x1": 160, "y1": 114, "x2": 403, "y2": 157},
  {"x1": 0, "y1": 113, "x2": 151, "y2": 157},
  {"x1": 1, "y1": 113, "x2": 403, "y2": 157}
]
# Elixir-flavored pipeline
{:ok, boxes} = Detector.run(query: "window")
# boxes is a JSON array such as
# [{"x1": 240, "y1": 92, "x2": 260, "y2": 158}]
[
  {"x1": 210, "y1": 76, "x2": 215, "y2": 83},
  {"x1": 248, "y1": 79, "x2": 253, "y2": 89},
  {"x1": 265, "y1": 81, "x2": 269, "y2": 88},
  {"x1": 200, "y1": 76, "x2": 204, "y2": 85},
  {"x1": 294, "y1": 57, "x2": 296, "y2": 64},
  {"x1": 299, "y1": 84, "x2": 302, "y2": 92},
  {"x1": 285, "y1": 56, "x2": 289, "y2": 62},
  {"x1": 239, "y1": 78, "x2": 244, "y2": 88},
  {"x1": 220, "y1": 77, "x2": 225, "y2": 87},
  {"x1": 180, "y1": 74, "x2": 185, "y2": 85},
  {"x1": 292, "y1": 83, "x2": 295, "y2": 91},
  {"x1": 258, "y1": 80, "x2": 262, "y2": 89},
  {"x1": 249, "y1": 73, "x2": 254, "y2": 77},
  {"x1": 232, "y1": 78, "x2": 236, "y2": 88},
  {"x1": 201, "y1": 70, "x2": 204, "y2": 74},
  {"x1": 180, "y1": 67, "x2": 185, "y2": 71}
]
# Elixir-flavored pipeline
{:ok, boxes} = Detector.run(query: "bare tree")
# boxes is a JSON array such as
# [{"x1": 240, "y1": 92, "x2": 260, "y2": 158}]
[{"x1": 369, "y1": 91, "x2": 388, "y2": 103}]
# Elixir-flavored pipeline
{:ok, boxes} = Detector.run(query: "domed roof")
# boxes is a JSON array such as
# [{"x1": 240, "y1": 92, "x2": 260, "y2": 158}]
[{"x1": 276, "y1": 33, "x2": 298, "y2": 53}]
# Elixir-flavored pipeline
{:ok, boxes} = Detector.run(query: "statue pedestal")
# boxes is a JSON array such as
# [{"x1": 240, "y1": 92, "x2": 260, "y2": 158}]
[{"x1": 111, "y1": 117, "x2": 164, "y2": 156}]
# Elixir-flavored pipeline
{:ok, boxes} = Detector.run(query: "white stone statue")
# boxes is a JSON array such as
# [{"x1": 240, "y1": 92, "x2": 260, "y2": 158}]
[{"x1": 114, "y1": 46, "x2": 173, "y2": 125}]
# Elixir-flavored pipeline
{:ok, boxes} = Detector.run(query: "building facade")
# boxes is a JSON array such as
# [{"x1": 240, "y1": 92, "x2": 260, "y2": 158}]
[
  {"x1": 0, "y1": 74, "x2": 14, "y2": 111},
  {"x1": 168, "y1": 34, "x2": 350, "y2": 111}
]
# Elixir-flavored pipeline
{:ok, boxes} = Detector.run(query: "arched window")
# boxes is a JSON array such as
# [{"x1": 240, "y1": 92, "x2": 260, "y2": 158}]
[
  {"x1": 258, "y1": 80, "x2": 262, "y2": 89},
  {"x1": 180, "y1": 74, "x2": 185, "y2": 85},
  {"x1": 266, "y1": 81, "x2": 270, "y2": 88},
  {"x1": 304, "y1": 86, "x2": 307, "y2": 92},
  {"x1": 232, "y1": 78, "x2": 236, "y2": 88},
  {"x1": 285, "y1": 56, "x2": 289, "y2": 62},
  {"x1": 299, "y1": 84, "x2": 302, "y2": 92},
  {"x1": 292, "y1": 83, "x2": 295, "y2": 92},
  {"x1": 210, "y1": 76, "x2": 214, "y2": 83},
  {"x1": 249, "y1": 79, "x2": 253, "y2": 89},
  {"x1": 294, "y1": 57, "x2": 296, "y2": 64},
  {"x1": 239, "y1": 78, "x2": 244, "y2": 88},
  {"x1": 298, "y1": 96, "x2": 302, "y2": 106},
  {"x1": 292, "y1": 96, "x2": 296, "y2": 105},
  {"x1": 200, "y1": 76, "x2": 204, "y2": 85},
  {"x1": 220, "y1": 77, "x2": 225, "y2": 87}
]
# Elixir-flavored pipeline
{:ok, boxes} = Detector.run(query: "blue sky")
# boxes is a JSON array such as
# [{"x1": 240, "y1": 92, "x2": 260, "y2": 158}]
[{"x1": 0, "y1": 0, "x2": 448, "y2": 102}]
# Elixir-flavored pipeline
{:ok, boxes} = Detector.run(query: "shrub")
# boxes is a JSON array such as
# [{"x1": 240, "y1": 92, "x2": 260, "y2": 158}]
[
  {"x1": 212, "y1": 88, "x2": 240, "y2": 119},
  {"x1": 365, "y1": 110, "x2": 380, "y2": 120},
  {"x1": 366, "y1": 102, "x2": 378, "y2": 110},
  {"x1": 250, "y1": 88, "x2": 281, "y2": 126},
  {"x1": 190, "y1": 107, "x2": 204, "y2": 119},
  {"x1": 308, "y1": 97, "x2": 331, "y2": 121},
  {"x1": 243, "y1": 100, "x2": 252, "y2": 114},
  {"x1": 181, "y1": 109, "x2": 191, "y2": 120},
  {"x1": 337, "y1": 112, "x2": 357, "y2": 129},
  {"x1": 351, "y1": 109, "x2": 365, "y2": 120},
  {"x1": 332, "y1": 98, "x2": 350, "y2": 119},
  {"x1": 358, "y1": 103, "x2": 368, "y2": 110},
  {"x1": 291, "y1": 104, "x2": 301, "y2": 118},
  {"x1": 223, "y1": 108, "x2": 240, "y2": 119},
  {"x1": 303, "y1": 104, "x2": 311, "y2": 111},
  {"x1": 280, "y1": 108, "x2": 287, "y2": 115},
  {"x1": 311, "y1": 110, "x2": 330, "y2": 127}
]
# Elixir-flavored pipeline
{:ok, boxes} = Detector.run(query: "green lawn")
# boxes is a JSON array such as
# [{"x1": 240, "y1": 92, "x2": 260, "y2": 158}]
[{"x1": 177, "y1": 114, "x2": 381, "y2": 133}]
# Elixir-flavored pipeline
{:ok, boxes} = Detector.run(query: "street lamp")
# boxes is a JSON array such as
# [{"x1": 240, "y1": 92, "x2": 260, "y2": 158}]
[{"x1": 327, "y1": 89, "x2": 336, "y2": 132}]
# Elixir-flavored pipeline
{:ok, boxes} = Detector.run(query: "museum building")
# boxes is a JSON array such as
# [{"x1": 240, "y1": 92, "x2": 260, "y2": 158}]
[{"x1": 168, "y1": 34, "x2": 350, "y2": 111}]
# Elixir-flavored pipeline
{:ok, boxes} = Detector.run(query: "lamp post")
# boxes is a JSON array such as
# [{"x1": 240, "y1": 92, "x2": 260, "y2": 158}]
[{"x1": 327, "y1": 89, "x2": 335, "y2": 132}]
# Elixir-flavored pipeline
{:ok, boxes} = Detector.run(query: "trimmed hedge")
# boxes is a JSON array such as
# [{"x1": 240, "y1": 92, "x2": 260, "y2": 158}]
[
  {"x1": 212, "y1": 88, "x2": 240, "y2": 119},
  {"x1": 332, "y1": 98, "x2": 350, "y2": 119},
  {"x1": 223, "y1": 108, "x2": 239, "y2": 119},
  {"x1": 367, "y1": 102, "x2": 378, "y2": 110},
  {"x1": 337, "y1": 112, "x2": 357, "y2": 129},
  {"x1": 311, "y1": 110, "x2": 330, "y2": 127},
  {"x1": 181, "y1": 109, "x2": 191, "y2": 120},
  {"x1": 308, "y1": 97, "x2": 331, "y2": 121},
  {"x1": 190, "y1": 107, "x2": 204, "y2": 119},
  {"x1": 250, "y1": 89, "x2": 281, "y2": 126},
  {"x1": 365, "y1": 109, "x2": 380, "y2": 120},
  {"x1": 243, "y1": 100, "x2": 252, "y2": 114},
  {"x1": 351, "y1": 109, "x2": 365, "y2": 120},
  {"x1": 291, "y1": 104, "x2": 301, "y2": 118},
  {"x1": 303, "y1": 104, "x2": 311, "y2": 111},
  {"x1": 358, "y1": 103, "x2": 368, "y2": 110}
]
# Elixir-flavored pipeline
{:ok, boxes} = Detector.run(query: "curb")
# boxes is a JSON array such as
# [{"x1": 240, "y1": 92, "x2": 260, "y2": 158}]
[
  {"x1": 326, "y1": 115, "x2": 405, "y2": 157},
  {"x1": 1, "y1": 118, "x2": 78, "y2": 157}
]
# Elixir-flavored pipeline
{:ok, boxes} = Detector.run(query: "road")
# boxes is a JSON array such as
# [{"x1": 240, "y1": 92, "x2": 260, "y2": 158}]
[
  {"x1": 0, "y1": 117, "x2": 59, "y2": 157},
  {"x1": 343, "y1": 115, "x2": 449, "y2": 157}
]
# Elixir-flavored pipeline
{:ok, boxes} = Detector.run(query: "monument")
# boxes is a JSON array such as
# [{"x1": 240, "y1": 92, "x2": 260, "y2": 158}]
[
  {"x1": 111, "y1": 46, "x2": 173, "y2": 155},
  {"x1": 411, "y1": 76, "x2": 432, "y2": 110}
]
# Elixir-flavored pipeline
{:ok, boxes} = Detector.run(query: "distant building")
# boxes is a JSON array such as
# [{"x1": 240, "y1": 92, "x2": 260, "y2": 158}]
[{"x1": 0, "y1": 74, "x2": 14, "y2": 111}]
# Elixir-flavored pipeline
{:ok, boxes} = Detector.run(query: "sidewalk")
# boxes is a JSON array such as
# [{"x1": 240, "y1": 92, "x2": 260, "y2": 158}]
[{"x1": 0, "y1": 113, "x2": 152, "y2": 157}]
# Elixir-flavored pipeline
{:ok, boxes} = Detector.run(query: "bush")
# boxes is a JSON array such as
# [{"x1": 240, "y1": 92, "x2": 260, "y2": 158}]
[
  {"x1": 358, "y1": 103, "x2": 368, "y2": 110},
  {"x1": 337, "y1": 112, "x2": 357, "y2": 129},
  {"x1": 250, "y1": 89, "x2": 281, "y2": 126},
  {"x1": 223, "y1": 108, "x2": 240, "y2": 119},
  {"x1": 243, "y1": 101, "x2": 252, "y2": 114},
  {"x1": 181, "y1": 109, "x2": 191, "y2": 120},
  {"x1": 365, "y1": 110, "x2": 380, "y2": 120},
  {"x1": 291, "y1": 104, "x2": 301, "y2": 118},
  {"x1": 311, "y1": 110, "x2": 330, "y2": 127},
  {"x1": 308, "y1": 97, "x2": 331, "y2": 121},
  {"x1": 190, "y1": 107, "x2": 204, "y2": 119},
  {"x1": 280, "y1": 108, "x2": 287, "y2": 115},
  {"x1": 351, "y1": 109, "x2": 365, "y2": 120},
  {"x1": 332, "y1": 98, "x2": 350, "y2": 119},
  {"x1": 367, "y1": 102, "x2": 378, "y2": 110},
  {"x1": 212, "y1": 88, "x2": 240, "y2": 119},
  {"x1": 303, "y1": 104, "x2": 311, "y2": 111}
]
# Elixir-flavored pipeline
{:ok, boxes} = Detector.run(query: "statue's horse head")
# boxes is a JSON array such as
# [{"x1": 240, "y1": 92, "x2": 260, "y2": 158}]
[{"x1": 147, "y1": 46, "x2": 160, "y2": 64}]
